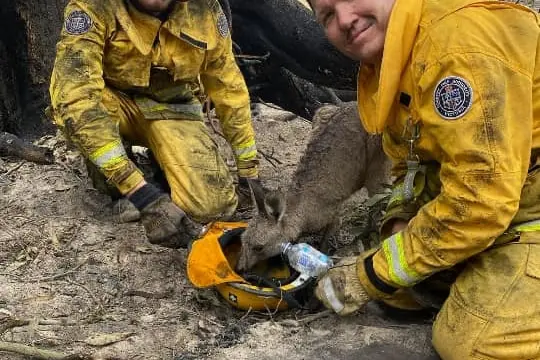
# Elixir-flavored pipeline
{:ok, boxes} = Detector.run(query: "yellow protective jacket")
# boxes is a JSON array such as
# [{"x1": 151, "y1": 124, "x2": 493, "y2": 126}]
[
  {"x1": 357, "y1": 0, "x2": 540, "y2": 292},
  {"x1": 50, "y1": 0, "x2": 257, "y2": 192}
]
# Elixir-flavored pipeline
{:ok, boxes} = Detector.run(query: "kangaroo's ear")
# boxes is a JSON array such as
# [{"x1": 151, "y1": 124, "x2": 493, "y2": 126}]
[
  {"x1": 263, "y1": 191, "x2": 287, "y2": 224},
  {"x1": 247, "y1": 178, "x2": 268, "y2": 217}
]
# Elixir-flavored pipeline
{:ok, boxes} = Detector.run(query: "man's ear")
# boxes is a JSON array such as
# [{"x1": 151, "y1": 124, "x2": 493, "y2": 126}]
[{"x1": 263, "y1": 191, "x2": 287, "y2": 224}]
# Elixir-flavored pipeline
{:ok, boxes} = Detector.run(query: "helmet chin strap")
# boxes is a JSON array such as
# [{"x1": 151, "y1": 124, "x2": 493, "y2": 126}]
[{"x1": 242, "y1": 273, "x2": 304, "y2": 309}]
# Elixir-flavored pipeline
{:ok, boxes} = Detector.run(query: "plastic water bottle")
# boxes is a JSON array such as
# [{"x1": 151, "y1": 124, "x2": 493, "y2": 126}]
[{"x1": 281, "y1": 242, "x2": 333, "y2": 278}]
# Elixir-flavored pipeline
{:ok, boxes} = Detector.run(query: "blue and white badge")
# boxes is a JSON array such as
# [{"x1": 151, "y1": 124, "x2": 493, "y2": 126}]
[
  {"x1": 217, "y1": 11, "x2": 229, "y2": 38},
  {"x1": 433, "y1": 76, "x2": 473, "y2": 120},
  {"x1": 65, "y1": 10, "x2": 93, "y2": 35}
]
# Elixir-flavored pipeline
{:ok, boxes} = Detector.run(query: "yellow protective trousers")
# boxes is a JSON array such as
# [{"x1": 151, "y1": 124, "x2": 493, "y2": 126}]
[
  {"x1": 367, "y1": 225, "x2": 540, "y2": 359},
  {"x1": 97, "y1": 88, "x2": 237, "y2": 223},
  {"x1": 433, "y1": 230, "x2": 540, "y2": 359}
]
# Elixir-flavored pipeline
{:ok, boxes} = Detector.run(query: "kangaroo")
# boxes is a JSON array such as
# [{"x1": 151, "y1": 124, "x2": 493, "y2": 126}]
[{"x1": 236, "y1": 101, "x2": 391, "y2": 272}]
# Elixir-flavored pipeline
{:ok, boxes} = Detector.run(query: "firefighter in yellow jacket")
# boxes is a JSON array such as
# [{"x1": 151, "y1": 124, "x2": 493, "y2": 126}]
[
  {"x1": 50, "y1": 0, "x2": 259, "y2": 248},
  {"x1": 309, "y1": 0, "x2": 540, "y2": 358}
]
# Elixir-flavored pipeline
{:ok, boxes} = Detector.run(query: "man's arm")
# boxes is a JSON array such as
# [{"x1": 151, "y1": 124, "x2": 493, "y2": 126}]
[
  {"x1": 199, "y1": 10, "x2": 258, "y2": 179},
  {"x1": 365, "y1": 51, "x2": 533, "y2": 293},
  {"x1": 49, "y1": 1, "x2": 144, "y2": 194}
]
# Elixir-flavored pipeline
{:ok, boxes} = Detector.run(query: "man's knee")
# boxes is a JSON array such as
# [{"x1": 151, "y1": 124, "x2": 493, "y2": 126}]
[
  {"x1": 145, "y1": 119, "x2": 239, "y2": 222},
  {"x1": 432, "y1": 294, "x2": 486, "y2": 360},
  {"x1": 432, "y1": 243, "x2": 540, "y2": 360},
  {"x1": 173, "y1": 182, "x2": 237, "y2": 223}
]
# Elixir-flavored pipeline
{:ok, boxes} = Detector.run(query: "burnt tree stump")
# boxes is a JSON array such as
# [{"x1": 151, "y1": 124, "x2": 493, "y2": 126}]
[{"x1": 0, "y1": 0, "x2": 66, "y2": 137}]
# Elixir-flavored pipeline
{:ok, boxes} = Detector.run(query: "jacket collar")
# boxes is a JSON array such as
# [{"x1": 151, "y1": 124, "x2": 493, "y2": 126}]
[
  {"x1": 112, "y1": 0, "x2": 214, "y2": 55},
  {"x1": 164, "y1": 0, "x2": 216, "y2": 50},
  {"x1": 357, "y1": 0, "x2": 423, "y2": 134},
  {"x1": 112, "y1": 0, "x2": 161, "y2": 55}
]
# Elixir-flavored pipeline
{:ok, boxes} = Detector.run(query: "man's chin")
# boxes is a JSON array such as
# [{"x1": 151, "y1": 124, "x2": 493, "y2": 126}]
[
  {"x1": 131, "y1": 0, "x2": 171, "y2": 14},
  {"x1": 347, "y1": 46, "x2": 382, "y2": 64},
  {"x1": 144, "y1": 5, "x2": 169, "y2": 12},
  {"x1": 343, "y1": 47, "x2": 365, "y2": 62}
]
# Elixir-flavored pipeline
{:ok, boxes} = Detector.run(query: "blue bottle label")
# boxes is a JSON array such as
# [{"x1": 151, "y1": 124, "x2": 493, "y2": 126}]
[{"x1": 298, "y1": 254, "x2": 311, "y2": 268}]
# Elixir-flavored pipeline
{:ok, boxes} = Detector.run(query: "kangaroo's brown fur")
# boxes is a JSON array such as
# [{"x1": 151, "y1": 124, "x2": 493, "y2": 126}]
[{"x1": 237, "y1": 102, "x2": 390, "y2": 272}]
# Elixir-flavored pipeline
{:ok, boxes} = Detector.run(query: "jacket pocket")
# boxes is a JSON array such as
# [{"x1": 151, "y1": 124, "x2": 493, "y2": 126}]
[
  {"x1": 172, "y1": 34, "x2": 206, "y2": 81},
  {"x1": 104, "y1": 31, "x2": 151, "y2": 87}
]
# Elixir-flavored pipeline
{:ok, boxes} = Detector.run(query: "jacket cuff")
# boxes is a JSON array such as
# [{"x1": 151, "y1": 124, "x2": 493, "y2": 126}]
[
  {"x1": 237, "y1": 159, "x2": 259, "y2": 178},
  {"x1": 115, "y1": 167, "x2": 145, "y2": 195},
  {"x1": 356, "y1": 249, "x2": 400, "y2": 300}
]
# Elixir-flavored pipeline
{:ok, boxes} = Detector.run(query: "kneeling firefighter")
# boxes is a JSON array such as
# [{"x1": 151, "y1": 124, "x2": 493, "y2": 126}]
[
  {"x1": 307, "y1": 0, "x2": 540, "y2": 358},
  {"x1": 49, "y1": 0, "x2": 260, "y2": 247}
]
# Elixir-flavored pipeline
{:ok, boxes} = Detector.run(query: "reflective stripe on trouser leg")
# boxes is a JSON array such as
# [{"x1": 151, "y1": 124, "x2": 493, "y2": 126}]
[{"x1": 382, "y1": 232, "x2": 424, "y2": 287}]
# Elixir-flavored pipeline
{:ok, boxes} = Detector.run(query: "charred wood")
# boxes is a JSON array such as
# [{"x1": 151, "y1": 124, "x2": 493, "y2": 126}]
[{"x1": 0, "y1": 131, "x2": 53, "y2": 164}]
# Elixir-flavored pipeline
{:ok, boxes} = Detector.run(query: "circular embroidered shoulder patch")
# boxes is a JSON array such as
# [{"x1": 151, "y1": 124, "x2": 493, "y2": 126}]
[
  {"x1": 217, "y1": 11, "x2": 229, "y2": 38},
  {"x1": 433, "y1": 76, "x2": 473, "y2": 120},
  {"x1": 65, "y1": 10, "x2": 93, "y2": 35}
]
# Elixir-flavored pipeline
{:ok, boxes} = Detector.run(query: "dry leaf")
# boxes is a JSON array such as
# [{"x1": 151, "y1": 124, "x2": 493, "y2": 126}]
[
  {"x1": 84, "y1": 332, "x2": 135, "y2": 347},
  {"x1": 54, "y1": 184, "x2": 73, "y2": 191},
  {"x1": 5, "y1": 261, "x2": 27, "y2": 272},
  {"x1": 134, "y1": 245, "x2": 153, "y2": 254},
  {"x1": 48, "y1": 221, "x2": 59, "y2": 248}
]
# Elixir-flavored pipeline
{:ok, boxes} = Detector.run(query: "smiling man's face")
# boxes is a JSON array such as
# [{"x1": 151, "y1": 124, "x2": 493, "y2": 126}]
[{"x1": 311, "y1": 0, "x2": 396, "y2": 63}]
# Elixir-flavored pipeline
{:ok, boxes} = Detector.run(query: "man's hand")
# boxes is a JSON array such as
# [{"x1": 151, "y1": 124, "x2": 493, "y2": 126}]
[
  {"x1": 390, "y1": 220, "x2": 408, "y2": 234},
  {"x1": 140, "y1": 195, "x2": 202, "y2": 248},
  {"x1": 315, "y1": 256, "x2": 371, "y2": 315},
  {"x1": 128, "y1": 183, "x2": 202, "y2": 248}
]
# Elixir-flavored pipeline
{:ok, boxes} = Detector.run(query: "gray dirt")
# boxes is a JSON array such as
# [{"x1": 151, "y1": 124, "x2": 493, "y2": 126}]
[{"x1": 0, "y1": 103, "x2": 437, "y2": 359}]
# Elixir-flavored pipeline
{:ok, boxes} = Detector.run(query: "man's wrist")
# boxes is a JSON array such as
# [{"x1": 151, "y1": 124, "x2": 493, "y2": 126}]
[
  {"x1": 127, "y1": 183, "x2": 163, "y2": 211},
  {"x1": 237, "y1": 166, "x2": 258, "y2": 179},
  {"x1": 238, "y1": 177, "x2": 250, "y2": 187},
  {"x1": 126, "y1": 180, "x2": 147, "y2": 197}
]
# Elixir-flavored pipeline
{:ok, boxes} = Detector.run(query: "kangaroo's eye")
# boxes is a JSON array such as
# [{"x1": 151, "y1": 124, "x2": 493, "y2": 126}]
[{"x1": 253, "y1": 245, "x2": 264, "y2": 253}]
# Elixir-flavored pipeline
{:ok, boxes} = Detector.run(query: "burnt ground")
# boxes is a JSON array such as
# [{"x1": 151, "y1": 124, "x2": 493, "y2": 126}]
[{"x1": 0, "y1": 104, "x2": 438, "y2": 360}]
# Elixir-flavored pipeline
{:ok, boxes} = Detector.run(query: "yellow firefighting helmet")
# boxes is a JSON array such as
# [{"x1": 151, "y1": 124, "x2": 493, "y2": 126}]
[{"x1": 187, "y1": 221, "x2": 315, "y2": 311}]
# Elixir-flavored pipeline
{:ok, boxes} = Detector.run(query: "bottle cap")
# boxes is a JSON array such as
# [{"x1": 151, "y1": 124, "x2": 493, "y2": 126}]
[{"x1": 280, "y1": 242, "x2": 291, "y2": 254}]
